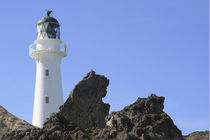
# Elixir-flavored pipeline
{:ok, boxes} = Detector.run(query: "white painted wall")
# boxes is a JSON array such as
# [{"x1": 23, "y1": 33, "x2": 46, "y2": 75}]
[{"x1": 30, "y1": 39, "x2": 67, "y2": 128}]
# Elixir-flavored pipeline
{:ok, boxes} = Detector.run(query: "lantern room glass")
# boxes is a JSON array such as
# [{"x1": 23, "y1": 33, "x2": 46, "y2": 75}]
[{"x1": 37, "y1": 22, "x2": 60, "y2": 40}]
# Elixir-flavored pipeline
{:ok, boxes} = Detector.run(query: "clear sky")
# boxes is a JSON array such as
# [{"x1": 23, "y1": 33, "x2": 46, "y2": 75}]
[{"x1": 0, "y1": 0, "x2": 208, "y2": 135}]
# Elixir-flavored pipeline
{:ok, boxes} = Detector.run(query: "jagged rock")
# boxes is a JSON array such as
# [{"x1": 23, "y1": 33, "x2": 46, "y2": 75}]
[
  {"x1": 183, "y1": 131, "x2": 209, "y2": 140},
  {"x1": 0, "y1": 71, "x2": 206, "y2": 140},
  {"x1": 0, "y1": 105, "x2": 34, "y2": 137},
  {"x1": 1, "y1": 70, "x2": 110, "y2": 140},
  {"x1": 57, "y1": 70, "x2": 110, "y2": 129},
  {"x1": 90, "y1": 94, "x2": 183, "y2": 140}
]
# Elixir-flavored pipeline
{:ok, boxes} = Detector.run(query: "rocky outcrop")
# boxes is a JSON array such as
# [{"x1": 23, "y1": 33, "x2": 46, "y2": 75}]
[
  {"x1": 0, "y1": 105, "x2": 34, "y2": 137},
  {"x1": 89, "y1": 94, "x2": 182, "y2": 140},
  {"x1": 2, "y1": 70, "x2": 110, "y2": 140},
  {"x1": 57, "y1": 70, "x2": 110, "y2": 129},
  {"x1": 183, "y1": 131, "x2": 209, "y2": 140},
  {"x1": 0, "y1": 71, "x2": 207, "y2": 140}
]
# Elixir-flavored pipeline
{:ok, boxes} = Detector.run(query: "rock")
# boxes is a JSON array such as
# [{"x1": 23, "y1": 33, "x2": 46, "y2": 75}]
[
  {"x1": 57, "y1": 70, "x2": 110, "y2": 129},
  {"x1": 91, "y1": 94, "x2": 183, "y2": 140},
  {"x1": 0, "y1": 71, "x2": 207, "y2": 140},
  {"x1": 0, "y1": 105, "x2": 34, "y2": 137},
  {"x1": 183, "y1": 131, "x2": 209, "y2": 140},
  {"x1": 1, "y1": 70, "x2": 110, "y2": 140}
]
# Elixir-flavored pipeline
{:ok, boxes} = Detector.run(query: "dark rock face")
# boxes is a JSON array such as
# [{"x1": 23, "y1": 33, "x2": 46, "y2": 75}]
[
  {"x1": 58, "y1": 70, "x2": 110, "y2": 129},
  {"x1": 90, "y1": 94, "x2": 182, "y2": 140},
  {"x1": 1, "y1": 70, "x2": 205, "y2": 140},
  {"x1": 183, "y1": 131, "x2": 209, "y2": 140},
  {"x1": 0, "y1": 105, "x2": 34, "y2": 137}
]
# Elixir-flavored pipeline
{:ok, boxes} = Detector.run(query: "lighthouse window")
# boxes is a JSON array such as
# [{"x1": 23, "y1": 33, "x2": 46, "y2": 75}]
[
  {"x1": 45, "y1": 96, "x2": 49, "y2": 103},
  {"x1": 45, "y1": 69, "x2": 49, "y2": 76},
  {"x1": 37, "y1": 23, "x2": 60, "y2": 40}
]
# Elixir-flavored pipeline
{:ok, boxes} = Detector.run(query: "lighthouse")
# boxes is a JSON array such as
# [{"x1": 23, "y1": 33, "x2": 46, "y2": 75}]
[{"x1": 29, "y1": 11, "x2": 67, "y2": 128}]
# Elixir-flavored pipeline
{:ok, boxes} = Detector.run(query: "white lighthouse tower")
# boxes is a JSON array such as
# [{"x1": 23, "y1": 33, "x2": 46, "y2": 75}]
[{"x1": 29, "y1": 11, "x2": 67, "y2": 128}]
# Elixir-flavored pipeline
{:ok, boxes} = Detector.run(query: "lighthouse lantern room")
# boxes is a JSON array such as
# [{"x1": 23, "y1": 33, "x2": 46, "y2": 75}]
[
  {"x1": 36, "y1": 11, "x2": 60, "y2": 40},
  {"x1": 29, "y1": 11, "x2": 67, "y2": 128}
]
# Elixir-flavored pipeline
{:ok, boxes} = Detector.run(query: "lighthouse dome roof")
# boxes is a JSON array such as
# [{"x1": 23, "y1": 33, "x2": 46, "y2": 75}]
[
  {"x1": 37, "y1": 16, "x2": 59, "y2": 25},
  {"x1": 37, "y1": 10, "x2": 59, "y2": 26}
]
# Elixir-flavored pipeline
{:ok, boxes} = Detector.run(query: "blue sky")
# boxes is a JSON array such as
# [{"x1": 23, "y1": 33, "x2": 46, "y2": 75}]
[{"x1": 0, "y1": 0, "x2": 208, "y2": 135}]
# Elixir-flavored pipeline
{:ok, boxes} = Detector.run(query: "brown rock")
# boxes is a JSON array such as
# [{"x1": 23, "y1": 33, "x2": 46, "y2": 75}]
[
  {"x1": 58, "y1": 70, "x2": 110, "y2": 129},
  {"x1": 1, "y1": 71, "x2": 207, "y2": 140},
  {"x1": 92, "y1": 94, "x2": 183, "y2": 140},
  {"x1": 183, "y1": 131, "x2": 209, "y2": 140},
  {"x1": 0, "y1": 105, "x2": 34, "y2": 137}
]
